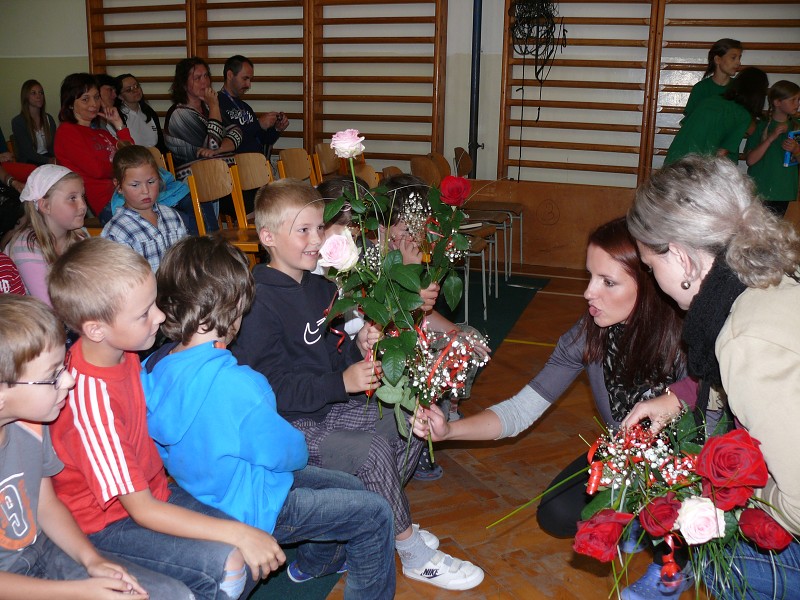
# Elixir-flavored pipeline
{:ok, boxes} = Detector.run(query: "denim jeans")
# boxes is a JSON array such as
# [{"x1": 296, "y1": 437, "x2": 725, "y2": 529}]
[
  {"x1": 272, "y1": 466, "x2": 395, "y2": 600},
  {"x1": 10, "y1": 532, "x2": 192, "y2": 598},
  {"x1": 89, "y1": 483, "x2": 251, "y2": 600},
  {"x1": 704, "y1": 539, "x2": 800, "y2": 599}
]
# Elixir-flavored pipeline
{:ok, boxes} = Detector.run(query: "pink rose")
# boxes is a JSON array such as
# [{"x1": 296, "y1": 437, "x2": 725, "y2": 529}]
[
  {"x1": 318, "y1": 233, "x2": 360, "y2": 271},
  {"x1": 674, "y1": 496, "x2": 726, "y2": 545},
  {"x1": 330, "y1": 129, "x2": 365, "y2": 159}
]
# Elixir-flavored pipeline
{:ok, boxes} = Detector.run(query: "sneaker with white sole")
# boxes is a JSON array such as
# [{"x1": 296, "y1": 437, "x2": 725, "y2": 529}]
[
  {"x1": 402, "y1": 550, "x2": 484, "y2": 590},
  {"x1": 412, "y1": 524, "x2": 440, "y2": 550}
]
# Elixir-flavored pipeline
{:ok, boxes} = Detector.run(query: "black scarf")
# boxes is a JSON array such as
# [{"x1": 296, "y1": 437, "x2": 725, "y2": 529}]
[{"x1": 682, "y1": 256, "x2": 747, "y2": 428}]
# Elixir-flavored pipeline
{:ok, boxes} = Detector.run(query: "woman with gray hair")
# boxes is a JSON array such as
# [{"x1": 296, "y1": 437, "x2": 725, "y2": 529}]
[{"x1": 625, "y1": 154, "x2": 800, "y2": 599}]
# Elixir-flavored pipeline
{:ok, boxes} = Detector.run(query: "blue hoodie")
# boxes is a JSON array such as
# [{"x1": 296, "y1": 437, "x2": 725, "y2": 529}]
[{"x1": 142, "y1": 341, "x2": 308, "y2": 533}]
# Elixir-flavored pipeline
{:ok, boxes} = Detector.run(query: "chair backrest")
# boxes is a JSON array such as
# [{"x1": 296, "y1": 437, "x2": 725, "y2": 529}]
[
  {"x1": 146, "y1": 146, "x2": 167, "y2": 171},
  {"x1": 454, "y1": 147, "x2": 473, "y2": 177},
  {"x1": 313, "y1": 142, "x2": 341, "y2": 182},
  {"x1": 410, "y1": 155, "x2": 441, "y2": 186},
  {"x1": 235, "y1": 152, "x2": 273, "y2": 191},
  {"x1": 428, "y1": 151, "x2": 451, "y2": 179},
  {"x1": 185, "y1": 159, "x2": 234, "y2": 236},
  {"x1": 353, "y1": 162, "x2": 380, "y2": 190},
  {"x1": 381, "y1": 165, "x2": 403, "y2": 181},
  {"x1": 277, "y1": 148, "x2": 319, "y2": 185}
]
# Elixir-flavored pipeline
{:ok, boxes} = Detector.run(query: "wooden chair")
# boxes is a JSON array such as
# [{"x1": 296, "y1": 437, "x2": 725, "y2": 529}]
[
  {"x1": 276, "y1": 148, "x2": 319, "y2": 185},
  {"x1": 466, "y1": 199, "x2": 525, "y2": 266},
  {"x1": 164, "y1": 151, "x2": 176, "y2": 177},
  {"x1": 185, "y1": 159, "x2": 261, "y2": 264},
  {"x1": 428, "y1": 151, "x2": 451, "y2": 180},
  {"x1": 233, "y1": 152, "x2": 273, "y2": 229},
  {"x1": 312, "y1": 142, "x2": 340, "y2": 183},
  {"x1": 410, "y1": 155, "x2": 441, "y2": 187},
  {"x1": 381, "y1": 166, "x2": 403, "y2": 181},
  {"x1": 146, "y1": 146, "x2": 167, "y2": 171},
  {"x1": 6, "y1": 135, "x2": 16, "y2": 161},
  {"x1": 462, "y1": 236, "x2": 488, "y2": 323},
  {"x1": 353, "y1": 162, "x2": 380, "y2": 189},
  {"x1": 463, "y1": 209, "x2": 511, "y2": 280},
  {"x1": 454, "y1": 147, "x2": 473, "y2": 177}
]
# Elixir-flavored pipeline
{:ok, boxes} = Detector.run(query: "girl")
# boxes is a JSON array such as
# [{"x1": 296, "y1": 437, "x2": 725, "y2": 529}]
[
  {"x1": 4, "y1": 165, "x2": 87, "y2": 305},
  {"x1": 11, "y1": 80, "x2": 57, "y2": 166},
  {"x1": 683, "y1": 39, "x2": 743, "y2": 119},
  {"x1": 101, "y1": 145, "x2": 187, "y2": 272},
  {"x1": 665, "y1": 66, "x2": 768, "y2": 166},
  {"x1": 116, "y1": 73, "x2": 166, "y2": 152},
  {"x1": 414, "y1": 218, "x2": 691, "y2": 599},
  {"x1": 54, "y1": 73, "x2": 134, "y2": 223},
  {"x1": 744, "y1": 80, "x2": 800, "y2": 217},
  {"x1": 626, "y1": 155, "x2": 800, "y2": 600}
]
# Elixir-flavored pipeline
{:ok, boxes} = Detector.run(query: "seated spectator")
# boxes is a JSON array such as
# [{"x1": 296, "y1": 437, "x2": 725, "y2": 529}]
[
  {"x1": 4, "y1": 165, "x2": 87, "y2": 305},
  {"x1": 116, "y1": 73, "x2": 166, "y2": 152},
  {"x1": 95, "y1": 73, "x2": 119, "y2": 136},
  {"x1": 11, "y1": 79, "x2": 57, "y2": 165},
  {"x1": 102, "y1": 145, "x2": 187, "y2": 271},
  {"x1": 54, "y1": 73, "x2": 134, "y2": 223}
]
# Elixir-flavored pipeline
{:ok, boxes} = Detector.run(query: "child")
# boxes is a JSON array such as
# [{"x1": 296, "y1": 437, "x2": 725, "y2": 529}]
[
  {"x1": 665, "y1": 66, "x2": 769, "y2": 166},
  {"x1": 683, "y1": 38, "x2": 742, "y2": 119},
  {"x1": 0, "y1": 294, "x2": 181, "y2": 598},
  {"x1": 231, "y1": 179, "x2": 485, "y2": 591},
  {"x1": 141, "y1": 235, "x2": 395, "y2": 596},
  {"x1": 0, "y1": 250, "x2": 24, "y2": 294},
  {"x1": 47, "y1": 237, "x2": 280, "y2": 600},
  {"x1": 5, "y1": 164, "x2": 87, "y2": 305},
  {"x1": 101, "y1": 145, "x2": 187, "y2": 271},
  {"x1": 744, "y1": 80, "x2": 800, "y2": 218}
]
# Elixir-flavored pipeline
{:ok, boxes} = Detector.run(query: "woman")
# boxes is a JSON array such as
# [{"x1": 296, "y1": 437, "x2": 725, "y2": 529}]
[
  {"x1": 626, "y1": 155, "x2": 800, "y2": 599},
  {"x1": 115, "y1": 73, "x2": 166, "y2": 153},
  {"x1": 11, "y1": 80, "x2": 57, "y2": 165},
  {"x1": 53, "y1": 73, "x2": 134, "y2": 223}
]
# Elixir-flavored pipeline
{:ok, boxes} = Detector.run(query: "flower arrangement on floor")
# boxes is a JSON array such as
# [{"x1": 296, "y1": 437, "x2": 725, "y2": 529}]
[
  {"x1": 573, "y1": 412, "x2": 794, "y2": 596},
  {"x1": 319, "y1": 129, "x2": 488, "y2": 436}
]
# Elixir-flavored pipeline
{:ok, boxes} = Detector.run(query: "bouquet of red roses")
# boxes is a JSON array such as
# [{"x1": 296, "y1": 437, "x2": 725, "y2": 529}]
[{"x1": 573, "y1": 412, "x2": 794, "y2": 596}]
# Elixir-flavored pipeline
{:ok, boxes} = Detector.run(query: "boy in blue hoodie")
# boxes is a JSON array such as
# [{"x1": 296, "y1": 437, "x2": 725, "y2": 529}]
[{"x1": 141, "y1": 235, "x2": 395, "y2": 598}]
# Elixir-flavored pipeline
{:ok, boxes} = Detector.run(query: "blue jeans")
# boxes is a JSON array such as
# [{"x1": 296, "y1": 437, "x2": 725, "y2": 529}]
[
  {"x1": 89, "y1": 483, "x2": 252, "y2": 600},
  {"x1": 273, "y1": 466, "x2": 395, "y2": 600},
  {"x1": 9, "y1": 532, "x2": 192, "y2": 599},
  {"x1": 704, "y1": 539, "x2": 800, "y2": 599}
]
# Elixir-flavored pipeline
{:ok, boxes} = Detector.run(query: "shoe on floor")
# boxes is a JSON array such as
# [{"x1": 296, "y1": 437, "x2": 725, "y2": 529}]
[
  {"x1": 412, "y1": 524, "x2": 440, "y2": 550},
  {"x1": 621, "y1": 562, "x2": 693, "y2": 600},
  {"x1": 403, "y1": 550, "x2": 484, "y2": 590},
  {"x1": 413, "y1": 448, "x2": 444, "y2": 481},
  {"x1": 286, "y1": 560, "x2": 348, "y2": 583}
]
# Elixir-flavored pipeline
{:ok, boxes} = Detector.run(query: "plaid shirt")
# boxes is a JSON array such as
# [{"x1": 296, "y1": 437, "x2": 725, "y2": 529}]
[{"x1": 101, "y1": 204, "x2": 187, "y2": 272}]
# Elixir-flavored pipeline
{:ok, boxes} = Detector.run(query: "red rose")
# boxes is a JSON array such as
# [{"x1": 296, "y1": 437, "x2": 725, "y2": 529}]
[
  {"x1": 639, "y1": 492, "x2": 680, "y2": 537},
  {"x1": 695, "y1": 429, "x2": 768, "y2": 489},
  {"x1": 573, "y1": 509, "x2": 634, "y2": 563},
  {"x1": 739, "y1": 508, "x2": 793, "y2": 552},
  {"x1": 701, "y1": 479, "x2": 754, "y2": 511},
  {"x1": 439, "y1": 175, "x2": 471, "y2": 207}
]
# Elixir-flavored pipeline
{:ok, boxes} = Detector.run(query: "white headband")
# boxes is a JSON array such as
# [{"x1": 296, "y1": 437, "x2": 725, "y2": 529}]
[{"x1": 19, "y1": 164, "x2": 75, "y2": 208}]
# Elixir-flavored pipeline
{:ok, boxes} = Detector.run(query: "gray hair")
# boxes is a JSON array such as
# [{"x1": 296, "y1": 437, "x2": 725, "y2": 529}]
[{"x1": 627, "y1": 155, "x2": 800, "y2": 288}]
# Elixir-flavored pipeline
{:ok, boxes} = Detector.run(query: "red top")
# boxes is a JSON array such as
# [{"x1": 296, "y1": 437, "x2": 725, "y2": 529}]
[
  {"x1": 0, "y1": 252, "x2": 24, "y2": 295},
  {"x1": 50, "y1": 338, "x2": 170, "y2": 535},
  {"x1": 54, "y1": 123, "x2": 134, "y2": 216}
]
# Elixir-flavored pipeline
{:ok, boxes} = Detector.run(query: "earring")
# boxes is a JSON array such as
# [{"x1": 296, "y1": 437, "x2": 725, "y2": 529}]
[{"x1": 681, "y1": 280, "x2": 691, "y2": 290}]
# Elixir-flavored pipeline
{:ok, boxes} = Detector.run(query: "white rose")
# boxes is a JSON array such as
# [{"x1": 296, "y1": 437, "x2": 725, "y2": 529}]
[
  {"x1": 330, "y1": 129, "x2": 365, "y2": 159},
  {"x1": 674, "y1": 496, "x2": 726, "y2": 545},
  {"x1": 318, "y1": 232, "x2": 360, "y2": 271}
]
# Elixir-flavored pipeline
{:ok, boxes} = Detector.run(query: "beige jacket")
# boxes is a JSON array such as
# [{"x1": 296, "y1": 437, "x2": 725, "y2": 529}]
[{"x1": 716, "y1": 275, "x2": 800, "y2": 535}]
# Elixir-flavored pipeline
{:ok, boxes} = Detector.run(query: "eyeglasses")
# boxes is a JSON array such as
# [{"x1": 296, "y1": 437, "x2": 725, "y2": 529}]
[
  {"x1": 3, "y1": 354, "x2": 72, "y2": 387},
  {"x1": 122, "y1": 83, "x2": 140, "y2": 93}
]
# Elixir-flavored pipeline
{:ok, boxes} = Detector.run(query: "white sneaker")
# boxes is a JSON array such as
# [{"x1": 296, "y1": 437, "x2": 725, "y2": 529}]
[
  {"x1": 403, "y1": 550, "x2": 485, "y2": 590},
  {"x1": 412, "y1": 524, "x2": 440, "y2": 550}
]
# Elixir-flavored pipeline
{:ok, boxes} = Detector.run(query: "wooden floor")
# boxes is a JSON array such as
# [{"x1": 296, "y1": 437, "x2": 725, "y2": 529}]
[{"x1": 329, "y1": 264, "x2": 704, "y2": 599}]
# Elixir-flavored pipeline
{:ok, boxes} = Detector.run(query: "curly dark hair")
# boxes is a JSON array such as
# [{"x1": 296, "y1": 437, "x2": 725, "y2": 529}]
[
  {"x1": 58, "y1": 73, "x2": 98, "y2": 124},
  {"x1": 169, "y1": 57, "x2": 211, "y2": 105}
]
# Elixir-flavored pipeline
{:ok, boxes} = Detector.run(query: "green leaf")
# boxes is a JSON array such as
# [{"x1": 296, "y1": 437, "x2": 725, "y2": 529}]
[
  {"x1": 397, "y1": 331, "x2": 418, "y2": 354},
  {"x1": 325, "y1": 297, "x2": 359, "y2": 323},
  {"x1": 399, "y1": 389, "x2": 418, "y2": 412},
  {"x1": 360, "y1": 297, "x2": 391, "y2": 326},
  {"x1": 323, "y1": 197, "x2": 345, "y2": 223},
  {"x1": 387, "y1": 263, "x2": 422, "y2": 293},
  {"x1": 342, "y1": 272, "x2": 366, "y2": 293},
  {"x1": 722, "y1": 511, "x2": 739, "y2": 545},
  {"x1": 442, "y1": 271, "x2": 464, "y2": 310},
  {"x1": 581, "y1": 488, "x2": 613, "y2": 520},
  {"x1": 363, "y1": 216, "x2": 379, "y2": 231},
  {"x1": 428, "y1": 187, "x2": 443, "y2": 211},
  {"x1": 372, "y1": 277, "x2": 387, "y2": 303},
  {"x1": 381, "y1": 346, "x2": 408, "y2": 385},
  {"x1": 396, "y1": 288, "x2": 424, "y2": 312},
  {"x1": 349, "y1": 193, "x2": 366, "y2": 214},
  {"x1": 383, "y1": 249, "x2": 403, "y2": 272},
  {"x1": 430, "y1": 236, "x2": 448, "y2": 271},
  {"x1": 453, "y1": 232, "x2": 470, "y2": 251},
  {"x1": 391, "y1": 308, "x2": 415, "y2": 331},
  {"x1": 375, "y1": 375, "x2": 408, "y2": 405},
  {"x1": 394, "y1": 403, "x2": 409, "y2": 437}
]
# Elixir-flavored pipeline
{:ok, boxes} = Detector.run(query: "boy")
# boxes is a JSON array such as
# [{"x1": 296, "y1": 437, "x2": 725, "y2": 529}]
[
  {"x1": 47, "y1": 237, "x2": 280, "y2": 600},
  {"x1": 0, "y1": 294, "x2": 173, "y2": 597},
  {"x1": 141, "y1": 235, "x2": 395, "y2": 597},
  {"x1": 231, "y1": 179, "x2": 485, "y2": 590}
]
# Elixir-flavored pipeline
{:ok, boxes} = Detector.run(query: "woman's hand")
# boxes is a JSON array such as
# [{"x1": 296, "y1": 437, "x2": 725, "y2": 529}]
[
  {"x1": 99, "y1": 106, "x2": 124, "y2": 130},
  {"x1": 621, "y1": 392, "x2": 683, "y2": 434},
  {"x1": 204, "y1": 87, "x2": 220, "y2": 110},
  {"x1": 196, "y1": 148, "x2": 219, "y2": 158},
  {"x1": 412, "y1": 404, "x2": 450, "y2": 441},
  {"x1": 398, "y1": 237, "x2": 422, "y2": 264}
]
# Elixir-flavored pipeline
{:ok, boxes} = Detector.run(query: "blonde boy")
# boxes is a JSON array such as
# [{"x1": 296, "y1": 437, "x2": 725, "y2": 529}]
[
  {"x1": 0, "y1": 295, "x2": 154, "y2": 598},
  {"x1": 47, "y1": 237, "x2": 281, "y2": 600},
  {"x1": 232, "y1": 179, "x2": 484, "y2": 590}
]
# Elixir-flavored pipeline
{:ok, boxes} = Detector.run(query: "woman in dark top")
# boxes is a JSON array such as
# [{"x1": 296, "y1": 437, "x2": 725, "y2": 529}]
[{"x1": 11, "y1": 80, "x2": 57, "y2": 166}]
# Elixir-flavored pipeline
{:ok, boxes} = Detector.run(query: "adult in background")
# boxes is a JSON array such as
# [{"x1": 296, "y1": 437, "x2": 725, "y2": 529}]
[
  {"x1": 54, "y1": 73, "x2": 133, "y2": 223},
  {"x1": 116, "y1": 73, "x2": 166, "y2": 153},
  {"x1": 626, "y1": 155, "x2": 800, "y2": 599},
  {"x1": 11, "y1": 79, "x2": 57, "y2": 165}
]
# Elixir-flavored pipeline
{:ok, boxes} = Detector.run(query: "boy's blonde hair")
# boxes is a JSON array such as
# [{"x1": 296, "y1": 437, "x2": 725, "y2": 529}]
[
  {"x1": 49, "y1": 237, "x2": 152, "y2": 332},
  {"x1": 254, "y1": 178, "x2": 323, "y2": 234},
  {"x1": 0, "y1": 295, "x2": 65, "y2": 384}
]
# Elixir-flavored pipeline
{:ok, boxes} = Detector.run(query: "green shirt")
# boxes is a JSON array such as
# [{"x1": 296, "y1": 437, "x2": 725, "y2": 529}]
[
  {"x1": 665, "y1": 95, "x2": 751, "y2": 166},
  {"x1": 684, "y1": 77, "x2": 728, "y2": 119},
  {"x1": 746, "y1": 118, "x2": 799, "y2": 203}
]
